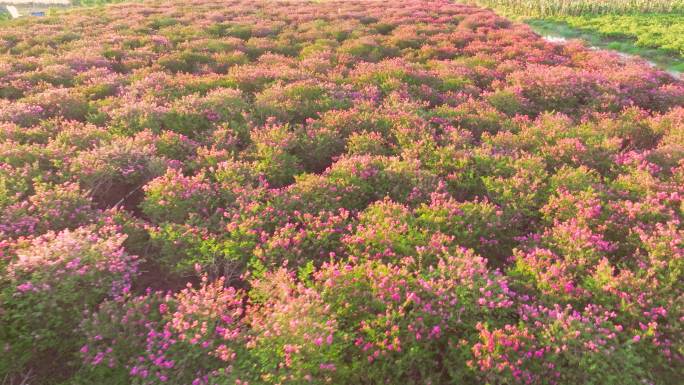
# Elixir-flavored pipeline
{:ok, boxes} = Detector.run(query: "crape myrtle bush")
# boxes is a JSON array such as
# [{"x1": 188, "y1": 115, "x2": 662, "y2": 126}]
[{"x1": 0, "y1": 0, "x2": 683, "y2": 384}]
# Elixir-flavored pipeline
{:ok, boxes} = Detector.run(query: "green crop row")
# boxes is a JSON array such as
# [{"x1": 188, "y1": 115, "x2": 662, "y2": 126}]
[
  {"x1": 469, "y1": 0, "x2": 684, "y2": 16},
  {"x1": 557, "y1": 13, "x2": 684, "y2": 55}
]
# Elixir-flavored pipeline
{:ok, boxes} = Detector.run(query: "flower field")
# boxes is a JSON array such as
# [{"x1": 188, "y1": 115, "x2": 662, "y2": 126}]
[{"x1": 0, "y1": 0, "x2": 683, "y2": 384}]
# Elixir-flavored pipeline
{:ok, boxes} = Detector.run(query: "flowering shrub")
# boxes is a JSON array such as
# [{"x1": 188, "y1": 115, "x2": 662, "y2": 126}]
[
  {"x1": 79, "y1": 275, "x2": 244, "y2": 385},
  {"x1": 240, "y1": 248, "x2": 517, "y2": 385},
  {"x1": 68, "y1": 133, "x2": 167, "y2": 207},
  {"x1": 142, "y1": 169, "x2": 224, "y2": 224},
  {"x1": 471, "y1": 304, "x2": 644, "y2": 385},
  {"x1": 0, "y1": 0, "x2": 682, "y2": 383},
  {"x1": 344, "y1": 198, "x2": 424, "y2": 261},
  {"x1": 147, "y1": 223, "x2": 250, "y2": 281},
  {"x1": 253, "y1": 208, "x2": 351, "y2": 269},
  {"x1": 416, "y1": 191, "x2": 512, "y2": 260},
  {"x1": 242, "y1": 269, "x2": 344, "y2": 384},
  {"x1": 249, "y1": 121, "x2": 304, "y2": 187},
  {"x1": 23, "y1": 88, "x2": 89, "y2": 122},
  {"x1": 324, "y1": 155, "x2": 440, "y2": 208},
  {"x1": 0, "y1": 182, "x2": 96, "y2": 237},
  {"x1": 254, "y1": 81, "x2": 346, "y2": 124},
  {"x1": 0, "y1": 226, "x2": 139, "y2": 382},
  {"x1": 47, "y1": 120, "x2": 113, "y2": 152},
  {"x1": 161, "y1": 88, "x2": 248, "y2": 138},
  {"x1": 346, "y1": 131, "x2": 395, "y2": 156},
  {"x1": 291, "y1": 122, "x2": 348, "y2": 173}
]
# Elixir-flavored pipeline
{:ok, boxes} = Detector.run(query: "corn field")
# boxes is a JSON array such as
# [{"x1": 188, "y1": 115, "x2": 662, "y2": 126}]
[{"x1": 467, "y1": 0, "x2": 684, "y2": 16}]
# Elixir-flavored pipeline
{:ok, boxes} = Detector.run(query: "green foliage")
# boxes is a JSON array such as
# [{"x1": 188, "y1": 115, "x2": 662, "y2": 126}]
[
  {"x1": 559, "y1": 13, "x2": 684, "y2": 55},
  {"x1": 469, "y1": 0, "x2": 684, "y2": 17},
  {"x1": 254, "y1": 81, "x2": 347, "y2": 124}
]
